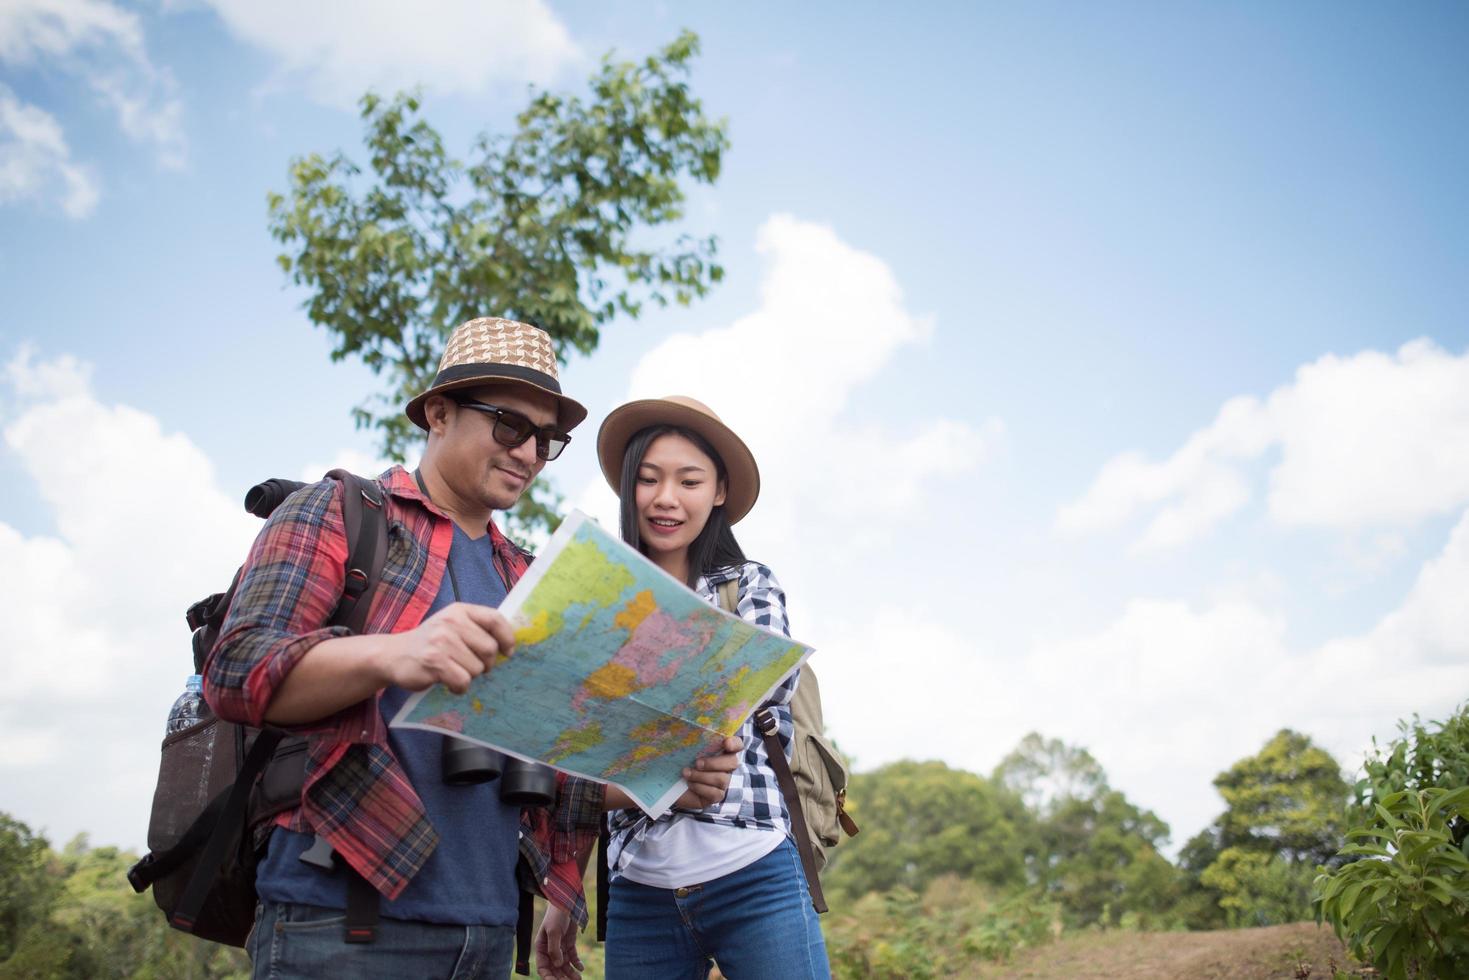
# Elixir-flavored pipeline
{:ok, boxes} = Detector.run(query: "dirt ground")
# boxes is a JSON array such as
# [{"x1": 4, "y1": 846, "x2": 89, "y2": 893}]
[{"x1": 977, "y1": 922, "x2": 1372, "y2": 980}]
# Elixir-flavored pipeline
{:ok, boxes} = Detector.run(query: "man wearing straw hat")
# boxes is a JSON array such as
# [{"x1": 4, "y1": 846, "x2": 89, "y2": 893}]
[{"x1": 204, "y1": 317, "x2": 743, "y2": 979}]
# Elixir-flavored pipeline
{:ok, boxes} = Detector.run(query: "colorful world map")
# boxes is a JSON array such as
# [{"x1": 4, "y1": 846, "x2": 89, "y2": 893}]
[{"x1": 391, "y1": 511, "x2": 811, "y2": 816}]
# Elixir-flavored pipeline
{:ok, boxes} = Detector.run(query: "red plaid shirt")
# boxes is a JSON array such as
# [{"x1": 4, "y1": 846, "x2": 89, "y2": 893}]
[{"x1": 203, "y1": 466, "x2": 603, "y2": 925}]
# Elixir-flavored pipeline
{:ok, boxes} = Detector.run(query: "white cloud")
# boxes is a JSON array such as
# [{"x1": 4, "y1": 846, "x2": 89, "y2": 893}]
[
  {"x1": 0, "y1": 84, "x2": 99, "y2": 217},
  {"x1": 0, "y1": 347, "x2": 257, "y2": 849},
  {"x1": 590, "y1": 213, "x2": 1004, "y2": 581},
  {"x1": 197, "y1": 0, "x2": 581, "y2": 108},
  {"x1": 0, "y1": 0, "x2": 187, "y2": 202},
  {"x1": 1059, "y1": 339, "x2": 1469, "y2": 550},
  {"x1": 586, "y1": 208, "x2": 1010, "y2": 768},
  {"x1": 829, "y1": 504, "x2": 1469, "y2": 851},
  {"x1": 0, "y1": 0, "x2": 146, "y2": 64}
]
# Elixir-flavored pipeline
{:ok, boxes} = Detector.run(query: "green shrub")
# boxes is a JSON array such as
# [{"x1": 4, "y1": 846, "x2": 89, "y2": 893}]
[
  {"x1": 824, "y1": 876, "x2": 1059, "y2": 979},
  {"x1": 1315, "y1": 705, "x2": 1469, "y2": 979}
]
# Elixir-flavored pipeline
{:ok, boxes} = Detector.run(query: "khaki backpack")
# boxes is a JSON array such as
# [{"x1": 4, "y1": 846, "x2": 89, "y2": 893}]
[{"x1": 717, "y1": 579, "x2": 859, "y2": 903}]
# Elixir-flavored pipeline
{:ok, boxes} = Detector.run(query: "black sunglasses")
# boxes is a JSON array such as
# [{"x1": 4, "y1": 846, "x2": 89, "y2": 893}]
[{"x1": 454, "y1": 399, "x2": 571, "y2": 461}]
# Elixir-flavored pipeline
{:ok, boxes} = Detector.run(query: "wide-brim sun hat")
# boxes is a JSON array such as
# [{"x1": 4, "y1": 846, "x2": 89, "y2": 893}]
[
  {"x1": 405, "y1": 317, "x2": 589, "y2": 432},
  {"x1": 597, "y1": 395, "x2": 760, "y2": 524}
]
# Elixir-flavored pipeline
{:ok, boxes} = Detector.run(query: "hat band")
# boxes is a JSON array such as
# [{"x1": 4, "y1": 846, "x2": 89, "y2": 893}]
[{"x1": 432, "y1": 362, "x2": 562, "y2": 394}]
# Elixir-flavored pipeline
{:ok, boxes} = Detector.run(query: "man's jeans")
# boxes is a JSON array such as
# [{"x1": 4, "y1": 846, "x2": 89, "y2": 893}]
[
  {"x1": 247, "y1": 902, "x2": 516, "y2": 980},
  {"x1": 605, "y1": 836, "x2": 831, "y2": 980}
]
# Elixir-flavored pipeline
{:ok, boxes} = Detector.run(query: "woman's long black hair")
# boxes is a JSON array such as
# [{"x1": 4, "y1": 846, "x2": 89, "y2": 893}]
[{"x1": 619, "y1": 424, "x2": 746, "y2": 587}]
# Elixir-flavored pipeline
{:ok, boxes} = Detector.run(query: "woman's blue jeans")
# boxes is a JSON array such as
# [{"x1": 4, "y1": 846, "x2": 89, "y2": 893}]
[{"x1": 604, "y1": 836, "x2": 830, "y2": 980}]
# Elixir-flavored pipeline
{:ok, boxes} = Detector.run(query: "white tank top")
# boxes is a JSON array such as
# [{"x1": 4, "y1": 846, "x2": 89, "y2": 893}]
[{"x1": 615, "y1": 817, "x2": 785, "y2": 889}]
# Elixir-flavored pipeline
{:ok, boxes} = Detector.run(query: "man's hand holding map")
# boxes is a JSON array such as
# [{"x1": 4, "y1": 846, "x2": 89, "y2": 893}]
[{"x1": 390, "y1": 510, "x2": 812, "y2": 818}]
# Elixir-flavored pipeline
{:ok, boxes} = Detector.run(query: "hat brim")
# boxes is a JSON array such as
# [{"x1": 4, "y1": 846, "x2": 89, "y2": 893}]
[
  {"x1": 596, "y1": 399, "x2": 760, "y2": 525},
  {"x1": 406, "y1": 372, "x2": 588, "y2": 433}
]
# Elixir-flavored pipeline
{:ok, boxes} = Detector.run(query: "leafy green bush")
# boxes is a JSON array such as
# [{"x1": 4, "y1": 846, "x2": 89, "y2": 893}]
[
  {"x1": 824, "y1": 875, "x2": 1059, "y2": 979},
  {"x1": 1315, "y1": 705, "x2": 1469, "y2": 979}
]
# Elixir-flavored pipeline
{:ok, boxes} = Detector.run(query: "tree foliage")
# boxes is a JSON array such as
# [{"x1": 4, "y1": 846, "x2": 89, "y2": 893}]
[
  {"x1": 0, "y1": 814, "x2": 57, "y2": 963},
  {"x1": 1315, "y1": 705, "x2": 1469, "y2": 979},
  {"x1": 267, "y1": 31, "x2": 728, "y2": 537},
  {"x1": 0, "y1": 816, "x2": 247, "y2": 980},
  {"x1": 993, "y1": 732, "x2": 1108, "y2": 812},
  {"x1": 995, "y1": 734, "x2": 1181, "y2": 929},
  {"x1": 1184, "y1": 729, "x2": 1350, "y2": 929},
  {"x1": 824, "y1": 760, "x2": 1035, "y2": 899},
  {"x1": 1214, "y1": 729, "x2": 1350, "y2": 865}
]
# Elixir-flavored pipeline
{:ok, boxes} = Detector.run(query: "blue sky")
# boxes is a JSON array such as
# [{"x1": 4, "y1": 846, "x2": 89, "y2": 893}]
[{"x1": 3, "y1": 0, "x2": 1468, "y2": 856}]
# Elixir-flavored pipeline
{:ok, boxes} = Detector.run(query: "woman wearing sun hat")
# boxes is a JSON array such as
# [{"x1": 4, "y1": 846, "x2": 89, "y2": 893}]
[{"x1": 534, "y1": 395, "x2": 828, "y2": 979}]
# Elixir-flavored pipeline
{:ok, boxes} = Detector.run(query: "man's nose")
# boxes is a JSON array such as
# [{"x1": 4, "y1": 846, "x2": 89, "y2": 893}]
[{"x1": 508, "y1": 435, "x2": 540, "y2": 467}]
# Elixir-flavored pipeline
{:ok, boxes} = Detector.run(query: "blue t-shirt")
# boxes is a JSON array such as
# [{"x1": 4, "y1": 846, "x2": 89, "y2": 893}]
[{"x1": 255, "y1": 525, "x2": 522, "y2": 926}]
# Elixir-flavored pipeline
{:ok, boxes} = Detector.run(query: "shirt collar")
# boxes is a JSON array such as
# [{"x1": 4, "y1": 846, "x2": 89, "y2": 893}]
[{"x1": 380, "y1": 465, "x2": 528, "y2": 554}]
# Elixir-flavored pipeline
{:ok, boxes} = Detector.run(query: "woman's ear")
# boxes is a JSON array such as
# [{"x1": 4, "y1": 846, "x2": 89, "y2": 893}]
[{"x1": 714, "y1": 478, "x2": 727, "y2": 508}]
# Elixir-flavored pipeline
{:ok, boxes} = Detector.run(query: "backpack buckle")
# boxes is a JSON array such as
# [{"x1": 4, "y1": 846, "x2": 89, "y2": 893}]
[
  {"x1": 754, "y1": 707, "x2": 777, "y2": 737},
  {"x1": 343, "y1": 568, "x2": 369, "y2": 598}
]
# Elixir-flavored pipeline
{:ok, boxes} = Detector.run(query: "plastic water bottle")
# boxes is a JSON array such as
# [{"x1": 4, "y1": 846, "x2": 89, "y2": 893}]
[{"x1": 166, "y1": 675, "x2": 206, "y2": 734}]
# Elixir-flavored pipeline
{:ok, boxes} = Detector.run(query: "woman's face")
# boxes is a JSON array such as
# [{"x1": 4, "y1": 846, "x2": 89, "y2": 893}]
[{"x1": 634, "y1": 432, "x2": 727, "y2": 562}]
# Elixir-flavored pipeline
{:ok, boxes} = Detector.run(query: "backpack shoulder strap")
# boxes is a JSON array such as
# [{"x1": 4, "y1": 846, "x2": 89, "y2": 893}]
[
  {"x1": 326, "y1": 470, "x2": 388, "y2": 633},
  {"x1": 755, "y1": 707, "x2": 828, "y2": 914},
  {"x1": 715, "y1": 576, "x2": 739, "y2": 615},
  {"x1": 323, "y1": 470, "x2": 389, "y2": 942}
]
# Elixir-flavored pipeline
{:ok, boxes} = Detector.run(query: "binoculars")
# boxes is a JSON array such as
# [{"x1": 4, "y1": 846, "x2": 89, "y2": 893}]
[{"x1": 442, "y1": 736, "x2": 556, "y2": 806}]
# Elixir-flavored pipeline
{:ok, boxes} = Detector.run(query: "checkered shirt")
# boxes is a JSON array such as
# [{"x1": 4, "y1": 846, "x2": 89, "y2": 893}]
[
  {"x1": 203, "y1": 466, "x2": 603, "y2": 925},
  {"x1": 605, "y1": 560, "x2": 799, "y2": 875}
]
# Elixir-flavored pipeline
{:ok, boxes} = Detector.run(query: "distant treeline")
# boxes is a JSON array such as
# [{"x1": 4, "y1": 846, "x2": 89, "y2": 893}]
[{"x1": 3, "y1": 708, "x2": 1464, "y2": 979}]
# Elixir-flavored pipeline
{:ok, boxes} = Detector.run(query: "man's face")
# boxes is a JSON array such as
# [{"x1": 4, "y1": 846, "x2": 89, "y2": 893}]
[{"x1": 431, "y1": 384, "x2": 561, "y2": 512}]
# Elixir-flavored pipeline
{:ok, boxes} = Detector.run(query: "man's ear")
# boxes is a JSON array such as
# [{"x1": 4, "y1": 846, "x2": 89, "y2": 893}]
[{"x1": 424, "y1": 395, "x2": 454, "y2": 434}]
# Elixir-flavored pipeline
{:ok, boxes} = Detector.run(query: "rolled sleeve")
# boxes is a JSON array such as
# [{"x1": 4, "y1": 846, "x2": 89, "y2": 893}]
[
  {"x1": 520, "y1": 773, "x2": 605, "y2": 927},
  {"x1": 203, "y1": 478, "x2": 357, "y2": 730}
]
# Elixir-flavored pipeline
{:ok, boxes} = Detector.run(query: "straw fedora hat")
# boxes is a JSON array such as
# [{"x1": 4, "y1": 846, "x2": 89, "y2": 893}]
[
  {"x1": 405, "y1": 317, "x2": 588, "y2": 431},
  {"x1": 597, "y1": 396, "x2": 760, "y2": 524}
]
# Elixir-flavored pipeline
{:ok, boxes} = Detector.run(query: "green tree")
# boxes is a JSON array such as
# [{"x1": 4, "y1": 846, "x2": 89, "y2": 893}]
[
  {"x1": 268, "y1": 31, "x2": 728, "y2": 539},
  {"x1": 995, "y1": 735, "x2": 1181, "y2": 928},
  {"x1": 0, "y1": 819, "x2": 248, "y2": 980},
  {"x1": 824, "y1": 760, "x2": 1035, "y2": 899},
  {"x1": 1214, "y1": 729, "x2": 1349, "y2": 864},
  {"x1": 0, "y1": 813, "x2": 59, "y2": 962},
  {"x1": 993, "y1": 732, "x2": 1108, "y2": 811},
  {"x1": 1189, "y1": 729, "x2": 1350, "y2": 927}
]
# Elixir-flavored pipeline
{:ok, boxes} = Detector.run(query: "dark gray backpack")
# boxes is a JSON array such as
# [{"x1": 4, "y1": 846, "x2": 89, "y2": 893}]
[{"x1": 127, "y1": 471, "x2": 387, "y2": 946}]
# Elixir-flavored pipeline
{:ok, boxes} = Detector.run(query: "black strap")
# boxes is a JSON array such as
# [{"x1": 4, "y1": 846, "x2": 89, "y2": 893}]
[
  {"x1": 596, "y1": 818, "x2": 609, "y2": 941},
  {"x1": 322, "y1": 470, "x2": 389, "y2": 942},
  {"x1": 168, "y1": 728, "x2": 284, "y2": 932},
  {"x1": 515, "y1": 888, "x2": 533, "y2": 975},
  {"x1": 344, "y1": 868, "x2": 381, "y2": 943},
  {"x1": 128, "y1": 788, "x2": 233, "y2": 892},
  {"x1": 756, "y1": 707, "x2": 828, "y2": 914},
  {"x1": 327, "y1": 469, "x2": 387, "y2": 634}
]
